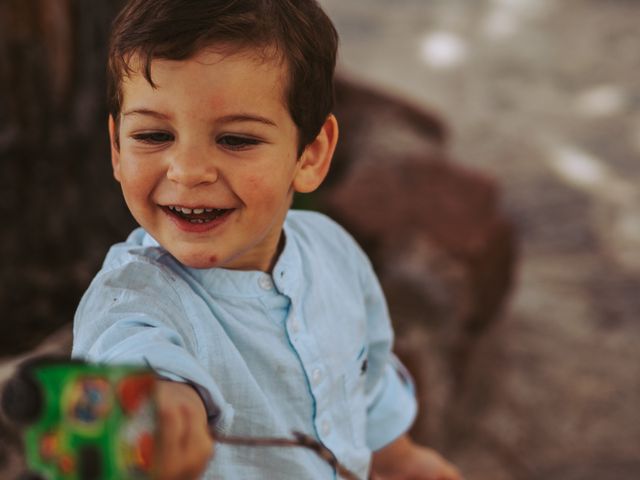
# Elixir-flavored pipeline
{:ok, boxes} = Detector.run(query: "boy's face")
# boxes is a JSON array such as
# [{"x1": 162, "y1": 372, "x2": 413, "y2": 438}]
[{"x1": 110, "y1": 48, "x2": 329, "y2": 271}]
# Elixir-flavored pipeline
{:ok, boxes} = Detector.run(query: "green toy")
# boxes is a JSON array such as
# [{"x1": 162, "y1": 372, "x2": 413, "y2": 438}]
[
  {"x1": 1, "y1": 358, "x2": 363, "y2": 480},
  {"x1": 1, "y1": 357, "x2": 157, "y2": 480}
]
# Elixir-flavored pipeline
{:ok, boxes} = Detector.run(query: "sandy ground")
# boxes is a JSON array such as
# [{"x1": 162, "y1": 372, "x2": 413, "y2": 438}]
[{"x1": 318, "y1": 0, "x2": 640, "y2": 478}]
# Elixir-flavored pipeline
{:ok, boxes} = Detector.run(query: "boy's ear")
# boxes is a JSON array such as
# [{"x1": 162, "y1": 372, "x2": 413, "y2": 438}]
[
  {"x1": 293, "y1": 114, "x2": 339, "y2": 193},
  {"x1": 108, "y1": 115, "x2": 122, "y2": 182}
]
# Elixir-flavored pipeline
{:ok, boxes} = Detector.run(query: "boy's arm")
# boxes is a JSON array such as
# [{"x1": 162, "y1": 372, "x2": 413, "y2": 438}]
[
  {"x1": 353, "y1": 244, "x2": 463, "y2": 479},
  {"x1": 72, "y1": 266, "x2": 223, "y2": 478},
  {"x1": 371, "y1": 434, "x2": 462, "y2": 480},
  {"x1": 154, "y1": 380, "x2": 214, "y2": 480},
  {"x1": 364, "y1": 359, "x2": 463, "y2": 479},
  {"x1": 357, "y1": 249, "x2": 417, "y2": 450},
  {"x1": 72, "y1": 262, "x2": 233, "y2": 433},
  {"x1": 364, "y1": 357, "x2": 418, "y2": 450}
]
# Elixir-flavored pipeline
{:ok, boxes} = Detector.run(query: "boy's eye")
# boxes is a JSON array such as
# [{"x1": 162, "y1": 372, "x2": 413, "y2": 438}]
[
  {"x1": 218, "y1": 135, "x2": 261, "y2": 151},
  {"x1": 131, "y1": 132, "x2": 174, "y2": 144}
]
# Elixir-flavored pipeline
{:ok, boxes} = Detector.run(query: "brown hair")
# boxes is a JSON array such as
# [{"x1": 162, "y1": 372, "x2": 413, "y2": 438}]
[{"x1": 107, "y1": 0, "x2": 338, "y2": 154}]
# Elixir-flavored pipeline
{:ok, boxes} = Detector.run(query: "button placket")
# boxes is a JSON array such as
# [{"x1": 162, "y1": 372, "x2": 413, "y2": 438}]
[
  {"x1": 311, "y1": 368, "x2": 323, "y2": 386},
  {"x1": 321, "y1": 419, "x2": 331, "y2": 436},
  {"x1": 289, "y1": 318, "x2": 300, "y2": 334}
]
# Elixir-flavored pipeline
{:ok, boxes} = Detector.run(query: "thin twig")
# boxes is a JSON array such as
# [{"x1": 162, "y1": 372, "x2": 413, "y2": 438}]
[{"x1": 213, "y1": 430, "x2": 360, "y2": 480}]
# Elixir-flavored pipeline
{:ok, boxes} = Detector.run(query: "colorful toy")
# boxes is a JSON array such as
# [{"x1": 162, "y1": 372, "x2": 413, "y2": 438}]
[{"x1": 1, "y1": 357, "x2": 157, "y2": 480}]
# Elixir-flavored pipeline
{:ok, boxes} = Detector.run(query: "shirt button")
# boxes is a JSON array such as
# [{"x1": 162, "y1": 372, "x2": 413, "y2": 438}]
[
  {"x1": 290, "y1": 319, "x2": 300, "y2": 333},
  {"x1": 258, "y1": 274, "x2": 273, "y2": 290},
  {"x1": 321, "y1": 419, "x2": 331, "y2": 436},
  {"x1": 311, "y1": 368, "x2": 322, "y2": 386}
]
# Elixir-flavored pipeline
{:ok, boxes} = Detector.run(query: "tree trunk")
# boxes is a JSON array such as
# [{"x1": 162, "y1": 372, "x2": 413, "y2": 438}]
[{"x1": 0, "y1": 0, "x2": 134, "y2": 355}]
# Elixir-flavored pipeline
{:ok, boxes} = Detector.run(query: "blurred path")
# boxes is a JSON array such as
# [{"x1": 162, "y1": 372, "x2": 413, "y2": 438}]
[{"x1": 319, "y1": 0, "x2": 640, "y2": 478}]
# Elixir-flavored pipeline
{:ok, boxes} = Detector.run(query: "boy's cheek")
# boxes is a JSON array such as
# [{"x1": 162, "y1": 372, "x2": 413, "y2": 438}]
[{"x1": 244, "y1": 174, "x2": 261, "y2": 189}]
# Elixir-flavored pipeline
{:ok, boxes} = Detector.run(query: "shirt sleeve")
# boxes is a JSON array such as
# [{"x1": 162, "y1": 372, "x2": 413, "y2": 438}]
[
  {"x1": 71, "y1": 259, "x2": 235, "y2": 434},
  {"x1": 356, "y1": 247, "x2": 418, "y2": 451},
  {"x1": 365, "y1": 355, "x2": 417, "y2": 450}
]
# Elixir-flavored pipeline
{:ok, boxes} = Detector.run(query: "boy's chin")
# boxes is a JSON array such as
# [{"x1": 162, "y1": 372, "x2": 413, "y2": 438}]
[
  {"x1": 169, "y1": 249, "x2": 224, "y2": 269},
  {"x1": 183, "y1": 256, "x2": 223, "y2": 270},
  {"x1": 164, "y1": 240, "x2": 278, "y2": 272}
]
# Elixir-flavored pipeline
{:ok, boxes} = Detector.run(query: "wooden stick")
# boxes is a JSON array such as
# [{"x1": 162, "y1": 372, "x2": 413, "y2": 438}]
[{"x1": 213, "y1": 430, "x2": 361, "y2": 480}]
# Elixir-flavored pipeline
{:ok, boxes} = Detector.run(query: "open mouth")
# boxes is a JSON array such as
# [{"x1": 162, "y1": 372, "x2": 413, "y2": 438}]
[{"x1": 165, "y1": 205, "x2": 233, "y2": 224}]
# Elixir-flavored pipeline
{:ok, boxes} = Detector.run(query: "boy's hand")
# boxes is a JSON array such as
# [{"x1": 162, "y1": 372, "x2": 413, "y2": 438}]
[
  {"x1": 154, "y1": 380, "x2": 214, "y2": 480},
  {"x1": 371, "y1": 434, "x2": 463, "y2": 480}
]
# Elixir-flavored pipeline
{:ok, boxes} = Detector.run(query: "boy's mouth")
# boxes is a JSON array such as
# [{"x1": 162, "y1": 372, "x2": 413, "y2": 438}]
[{"x1": 165, "y1": 205, "x2": 232, "y2": 224}]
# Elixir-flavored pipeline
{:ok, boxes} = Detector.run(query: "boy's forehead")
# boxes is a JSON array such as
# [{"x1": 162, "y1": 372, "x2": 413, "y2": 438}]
[
  {"x1": 118, "y1": 47, "x2": 292, "y2": 116},
  {"x1": 123, "y1": 43, "x2": 287, "y2": 82}
]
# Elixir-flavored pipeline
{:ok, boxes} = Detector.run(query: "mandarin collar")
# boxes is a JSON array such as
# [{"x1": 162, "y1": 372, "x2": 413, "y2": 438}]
[{"x1": 141, "y1": 221, "x2": 301, "y2": 298}]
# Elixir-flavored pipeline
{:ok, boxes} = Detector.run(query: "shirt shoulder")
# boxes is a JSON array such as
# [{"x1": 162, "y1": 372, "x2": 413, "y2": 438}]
[
  {"x1": 284, "y1": 210, "x2": 379, "y2": 303},
  {"x1": 79, "y1": 228, "x2": 185, "y2": 313},
  {"x1": 286, "y1": 210, "x2": 367, "y2": 263},
  {"x1": 101, "y1": 227, "x2": 169, "y2": 271},
  {"x1": 74, "y1": 229, "x2": 200, "y2": 352}
]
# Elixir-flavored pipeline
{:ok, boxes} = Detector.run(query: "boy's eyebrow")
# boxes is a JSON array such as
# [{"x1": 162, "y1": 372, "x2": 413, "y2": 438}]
[
  {"x1": 121, "y1": 109, "x2": 277, "y2": 127},
  {"x1": 122, "y1": 109, "x2": 171, "y2": 120},
  {"x1": 217, "y1": 114, "x2": 278, "y2": 128}
]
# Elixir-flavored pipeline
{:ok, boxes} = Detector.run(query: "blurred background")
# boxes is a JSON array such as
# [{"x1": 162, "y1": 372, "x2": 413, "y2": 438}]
[{"x1": 1, "y1": 0, "x2": 639, "y2": 479}]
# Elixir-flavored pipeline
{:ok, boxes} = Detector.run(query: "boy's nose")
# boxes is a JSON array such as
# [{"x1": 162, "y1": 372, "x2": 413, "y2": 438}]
[{"x1": 166, "y1": 147, "x2": 219, "y2": 187}]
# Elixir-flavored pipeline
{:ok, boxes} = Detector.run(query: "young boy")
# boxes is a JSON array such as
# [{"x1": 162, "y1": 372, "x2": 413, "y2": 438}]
[{"x1": 72, "y1": 0, "x2": 463, "y2": 479}]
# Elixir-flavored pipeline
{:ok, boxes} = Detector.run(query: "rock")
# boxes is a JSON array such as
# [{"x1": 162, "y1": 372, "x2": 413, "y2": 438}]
[
  {"x1": 324, "y1": 154, "x2": 516, "y2": 328},
  {"x1": 332, "y1": 76, "x2": 448, "y2": 178}
]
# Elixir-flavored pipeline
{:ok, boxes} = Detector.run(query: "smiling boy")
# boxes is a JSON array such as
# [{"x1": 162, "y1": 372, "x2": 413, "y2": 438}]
[
  {"x1": 112, "y1": 48, "x2": 321, "y2": 272},
  {"x1": 72, "y1": 1, "x2": 462, "y2": 479}
]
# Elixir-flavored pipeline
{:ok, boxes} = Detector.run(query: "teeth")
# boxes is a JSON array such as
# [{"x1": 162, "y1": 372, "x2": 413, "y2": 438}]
[
  {"x1": 168, "y1": 206, "x2": 218, "y2": 214},
  {"x1": 167, "y1": 205, "x2": 229, "y2": 221}
]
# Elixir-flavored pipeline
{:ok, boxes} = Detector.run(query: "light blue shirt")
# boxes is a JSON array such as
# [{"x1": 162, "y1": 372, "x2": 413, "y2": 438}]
[{"x1": 72, "y1": 210, "x2": 417, "y2": 479}]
